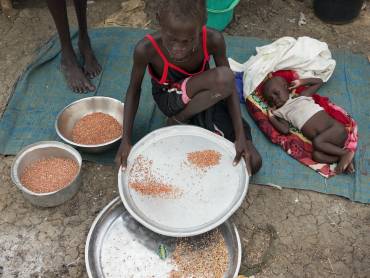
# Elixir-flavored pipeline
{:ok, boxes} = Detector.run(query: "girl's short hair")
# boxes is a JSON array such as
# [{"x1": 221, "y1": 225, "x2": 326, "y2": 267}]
[{"x1": 159, "y1": 0, "x2": 207, "y2": 25}]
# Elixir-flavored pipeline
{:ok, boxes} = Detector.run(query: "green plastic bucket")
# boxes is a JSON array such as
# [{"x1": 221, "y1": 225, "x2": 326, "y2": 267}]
[{"x1": 206, "y1": 0, "x2": 241, "y2": 31}]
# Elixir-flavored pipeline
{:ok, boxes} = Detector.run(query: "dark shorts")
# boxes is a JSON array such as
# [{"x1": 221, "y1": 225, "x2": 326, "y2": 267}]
[
  {"x1": 152, "y1": 85, "x2": 252, "y2": 142},
  {"x1": 152, "y1": 82, "x2": 186, "y2": 118}
]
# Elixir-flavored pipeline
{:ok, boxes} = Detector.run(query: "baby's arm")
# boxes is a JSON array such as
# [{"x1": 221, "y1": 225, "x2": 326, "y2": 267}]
[
  {"x1": 267, "y1": 110, "x2": 290, "y2": 135},
  {"x1": 289, "y1": 78, "x2": 323, "y2": 97}
]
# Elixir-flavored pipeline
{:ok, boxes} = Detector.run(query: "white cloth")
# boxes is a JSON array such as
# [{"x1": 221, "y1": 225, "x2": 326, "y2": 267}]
[
  {"x1": 273, "y1": 96, "x2": 324, "y2": 129},
  {"x1": 229, "y1": 36, "x2": 336, "y2": 98}
]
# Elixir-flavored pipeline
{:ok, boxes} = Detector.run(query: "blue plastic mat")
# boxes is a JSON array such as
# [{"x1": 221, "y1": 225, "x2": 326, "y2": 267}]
[{"x1": 0, "y1": 27, "x2": 369, "y2": 203}]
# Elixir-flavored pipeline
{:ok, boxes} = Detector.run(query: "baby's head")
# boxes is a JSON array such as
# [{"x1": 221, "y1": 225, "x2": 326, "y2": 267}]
[
  {"x1": 157, "y1": 0, "x2": 206, "y2": 62},
  {"x1": 262, "y1": 76, "x2": 290, "y2": 109}
]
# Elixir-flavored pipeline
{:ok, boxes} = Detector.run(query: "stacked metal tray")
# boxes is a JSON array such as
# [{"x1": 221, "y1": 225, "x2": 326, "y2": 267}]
[{"x1": 86, "y1": 126, "x2": 249, "y2": 277}]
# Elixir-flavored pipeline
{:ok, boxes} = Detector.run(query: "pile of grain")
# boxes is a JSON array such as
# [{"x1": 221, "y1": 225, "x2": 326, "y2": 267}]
[
  {"x1": 187, "y1": 150, "x2": 221, "y2": 170},
  {"x1": 71, "y1": 112, "x2": 122, "y2": 145},
  {"x1": 20, "y1": 157, "x2": 79, "y2": 193},
  {"x1": 129, "y1": 155, "x2": 181, "y2": 198},
  {"x1": 170, "y1": 229, "x2": 228, "y2": 278}
]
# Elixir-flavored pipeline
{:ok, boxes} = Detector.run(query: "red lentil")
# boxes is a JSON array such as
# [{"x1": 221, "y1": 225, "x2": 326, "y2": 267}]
[
  {"x1": 128, "y1": 155, "x2": 181, "y2": 198},
  {"x1": 20, "y1": 157, "x2": 79, "y2": 193},
  {"x1": 129, "y1": 181, "x2": 174, "y2": 196},
  {"x1": 71, "y1": 112, "x2": 122, "y2": 145},
  {"x1": 187, "y1": 150, "x2": 221, "y2": 169}
]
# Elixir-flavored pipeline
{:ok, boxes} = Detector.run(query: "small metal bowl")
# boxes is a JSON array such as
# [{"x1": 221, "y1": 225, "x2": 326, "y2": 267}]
[
  {"x1": 11, "y1": 141, "x2": 82, "y2": 207},
  {"x1": 55, "y1": 96, "x2": 124, "y2": 153}
]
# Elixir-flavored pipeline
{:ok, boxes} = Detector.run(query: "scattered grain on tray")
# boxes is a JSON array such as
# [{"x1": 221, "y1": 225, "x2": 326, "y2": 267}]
[
  {"x1": 170, "y1": 229, "x2": 228, "y2": 278},
  {"x1": 72, "y1": 112, "x2": 122, "y2": 145},
  {"x1": 129, "y1": 155, "x2": 153, "y2": 180},
  {"x1": 129, "y1": 181, "x2": 176, "y2": 197},
  {"x1": 129, "y1": 155, "x2": 182, "y2": 198},
  {"x1": 20, "y1": 157, "x2": 79, "y2": 193},
  {"x1": 187, "y1": 150, "x2": 221, "y2": 169}
]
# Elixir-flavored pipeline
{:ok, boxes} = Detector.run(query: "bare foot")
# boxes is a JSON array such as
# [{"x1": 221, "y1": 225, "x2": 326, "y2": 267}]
[
  {"x1": 78, "y1": 34, "x2": 102, "y2": 79},
  {"x1": 335, "y1": 151, "x2": 355, "y2": 174},
  {"x1": 61, "y1": 50, "x2": 96, "y2": 93},
  {"x1": 346, "y1": 162, "x2": 355, "y2": 174}
]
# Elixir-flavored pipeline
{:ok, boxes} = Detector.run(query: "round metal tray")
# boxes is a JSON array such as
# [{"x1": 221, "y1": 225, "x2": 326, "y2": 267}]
[
  {"x1": 85, "y1": 197, "x2": 242, "y2": 278},
  {"x1": 118, "y1": 125, "x2": 249, "y2": 237}
]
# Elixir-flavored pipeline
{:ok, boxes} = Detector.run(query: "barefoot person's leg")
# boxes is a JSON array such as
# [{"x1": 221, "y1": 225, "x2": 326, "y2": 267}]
[
  {"x1": 46, "y1": 0, "x2": 95, "y2": 93},
  {"x1": 73, "y1": 0, "x2": 102, "y2": 79}
]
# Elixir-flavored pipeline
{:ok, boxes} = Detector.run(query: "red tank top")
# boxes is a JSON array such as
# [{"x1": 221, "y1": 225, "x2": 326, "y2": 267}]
[{"x1": 146, "y1": 26, "x2": 210, "y2": 85}]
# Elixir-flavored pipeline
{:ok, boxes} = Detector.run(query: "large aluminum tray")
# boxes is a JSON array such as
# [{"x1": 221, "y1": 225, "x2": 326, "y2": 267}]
[
  {"x1": 85, "y1": 197, "x2": 241, "y2": 278},
  {"x1": 118, "y1": 126, "x2": 249, "y2": 237}
]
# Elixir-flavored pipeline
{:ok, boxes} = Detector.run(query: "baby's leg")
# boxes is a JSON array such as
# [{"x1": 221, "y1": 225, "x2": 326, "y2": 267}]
[
  {"x1": 171, "y1": 67, "x2": 234, "y2": 123},
  {"x1": 312, "y1": 124, "x2": 347, "y2": 156},
  {"x1": 46, "y1": 0, "x2": 95, "y2": 93},
  {"x1": 73, "y1": 0, "x2": 102, "y2": 78},
  {"x1": 312, "y1": 151, "x2": 339, "y2": 164},
  {"x1": 312, "y1": 123, "x2": 354, "y2": 174}
]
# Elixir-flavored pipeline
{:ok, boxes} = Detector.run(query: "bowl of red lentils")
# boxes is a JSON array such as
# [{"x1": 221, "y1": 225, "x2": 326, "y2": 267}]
[
  {"x1": 11, "y1": 141, "x2": 82, "y2": 207},
  {"x1": 55, "y1": 96, "x2": 124, "y2": 153}
]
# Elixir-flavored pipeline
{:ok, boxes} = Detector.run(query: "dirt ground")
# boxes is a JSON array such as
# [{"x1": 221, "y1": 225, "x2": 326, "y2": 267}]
[{"x1": 0, "y1": 0, "x2": 369, "y2": 277}]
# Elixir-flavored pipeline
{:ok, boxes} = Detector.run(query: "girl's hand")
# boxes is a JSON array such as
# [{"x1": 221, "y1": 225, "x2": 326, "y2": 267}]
[
  {"x1": 233, "y1": 136, "x2": 252, "y2": 176},
  {"x1": 115, "y1": 140, "x2": 132, "y2": 170},
  {"x1": 289, "y1": 79, "x2": 303, "y2": 90}
]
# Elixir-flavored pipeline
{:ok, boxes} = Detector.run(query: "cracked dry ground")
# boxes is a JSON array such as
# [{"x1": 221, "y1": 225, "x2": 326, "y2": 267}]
[{"x1": 1, "y1": 0, "x2": 370, "y2": 277}]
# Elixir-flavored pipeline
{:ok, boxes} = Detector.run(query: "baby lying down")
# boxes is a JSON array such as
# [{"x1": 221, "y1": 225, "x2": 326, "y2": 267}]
[{"x1": 263, "y1": 76, "x2": 354, "y2": 174}]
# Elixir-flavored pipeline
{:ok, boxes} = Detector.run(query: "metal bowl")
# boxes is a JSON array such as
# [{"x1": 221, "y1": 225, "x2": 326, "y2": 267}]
[
  {"x1": 55, "y1": 96, "x2": 124, "y2": 153},
  {"x1": 11, "y1": 141, "x2": 82, "y2": 207}
]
